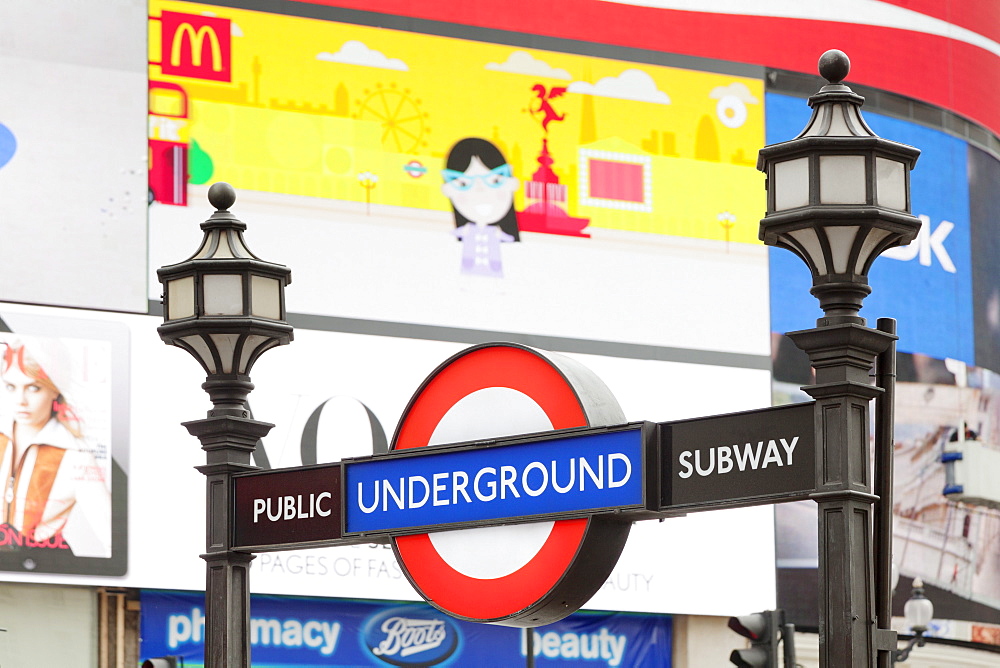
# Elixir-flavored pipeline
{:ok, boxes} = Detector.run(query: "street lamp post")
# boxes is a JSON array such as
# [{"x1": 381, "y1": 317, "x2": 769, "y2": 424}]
[
  {"x1": 156, "y1": 182, "x2": 293, "y2": 668},
  {"x1": 757, "y1": 50, "x2": 921, "y2": 667}
]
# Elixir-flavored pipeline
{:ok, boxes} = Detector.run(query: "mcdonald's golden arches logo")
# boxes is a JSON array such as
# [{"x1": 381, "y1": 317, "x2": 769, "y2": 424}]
[{"x1": 159, "y1": 11, "x2": 231, "y2": 82}]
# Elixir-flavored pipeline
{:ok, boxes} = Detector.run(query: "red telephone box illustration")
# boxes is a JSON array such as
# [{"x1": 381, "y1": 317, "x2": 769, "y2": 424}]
[{"x1": 148, "y1": 81, "x2": 190, "y2": 206}]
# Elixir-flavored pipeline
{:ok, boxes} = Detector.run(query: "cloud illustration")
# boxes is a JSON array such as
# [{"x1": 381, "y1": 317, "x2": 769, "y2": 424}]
[
  {"x1": 485, "y1": 51, "x2": 571, "y2": 79},
  {"x1": 710, "y1": 82, "x2": 759, "y2": 104},
  {"x1": 567, "y1": 69, "x2": 670, "y2": 104},
  {"x1": 317, "y1": 40, "x2": 409, "y2": 71}
]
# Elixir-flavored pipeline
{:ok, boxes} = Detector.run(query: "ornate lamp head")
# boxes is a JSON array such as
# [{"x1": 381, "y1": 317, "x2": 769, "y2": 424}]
[
  {"x1": 157, "y1": 183, "x2": 293, "y2": 415},
  {"x1": 757, "y1": 50, "x2": 921, "y2": 326}
]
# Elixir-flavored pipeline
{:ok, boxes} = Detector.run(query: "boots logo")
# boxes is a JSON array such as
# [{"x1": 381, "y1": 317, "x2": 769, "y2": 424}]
[{"x1": 362, "y1": 607, "x2": 459, "y2": 666}]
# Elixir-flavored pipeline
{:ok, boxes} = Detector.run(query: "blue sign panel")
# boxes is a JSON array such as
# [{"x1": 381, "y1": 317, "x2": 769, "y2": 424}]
[
  {"x1": 343, "y1": 426, "x2": 647, "y2": 535},
  {"x1": 139, "y1": 590, "x2": 673, "y2": 667},
  {"x1": 766, "y1": 93, "x2": 974, "y2": 365}
]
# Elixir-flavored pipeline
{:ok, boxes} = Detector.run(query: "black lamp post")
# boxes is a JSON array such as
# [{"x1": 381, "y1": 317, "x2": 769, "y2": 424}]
[
  {"x1": 157, "y1": 182, "x2": 293, "y2": 668},
  {"x1": 893, "y1": 579, "x2": 935, "y2": 664},
  {"x1": 758, "y1": 50, "x2": 922, "y2": 667}
]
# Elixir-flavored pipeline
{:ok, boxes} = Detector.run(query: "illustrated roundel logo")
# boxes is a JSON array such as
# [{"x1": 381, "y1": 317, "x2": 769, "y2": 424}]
[{"x1": 390, "y1": 343, "x2": 631, "y2": 627}]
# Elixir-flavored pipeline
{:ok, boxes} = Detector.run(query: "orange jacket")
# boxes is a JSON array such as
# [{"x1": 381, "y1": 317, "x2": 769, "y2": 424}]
[{"x1": 0, "y1": 419, "x2": 111, "y2": 557}]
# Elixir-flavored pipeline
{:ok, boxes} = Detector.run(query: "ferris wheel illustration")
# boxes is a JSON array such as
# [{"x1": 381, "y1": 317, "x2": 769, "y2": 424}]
[{"x1": 354, "y1": 82, "x2": 430, "y2": 154}]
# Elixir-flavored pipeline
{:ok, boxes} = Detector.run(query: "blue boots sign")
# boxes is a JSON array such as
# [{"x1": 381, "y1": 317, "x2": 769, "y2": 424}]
[{"x1": 140, "y1": 590, "x2": 672, "y2": 667}]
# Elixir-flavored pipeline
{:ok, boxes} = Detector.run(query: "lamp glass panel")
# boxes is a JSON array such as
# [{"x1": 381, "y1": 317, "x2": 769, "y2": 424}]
[
  {"x1": 773, "y1": 157, "x2": 810, "y2": 210},
  {"x1": 876, "y1": 157, "x2": 906, "y2": 210},
  {"x1": 819, "y1": 155, "x2": 867, "y2": 204},
  {"x1": 250, "y1": 275, "x2": 281, "y2": 320},
  {"x1": 825, "y1": 104, "x2": 853, "y2": 137},
  {"x1": 166, "y1": 276, "x2": 195, "y2": 320},
  {"x1": 193, "y1": 236, "x2": 213, "y2": 260},
  {"x1": 203, "y1": 274, "x2": 244, "y2": 316},
  {"x1": 180, "y1": 334, "x2": 217, "y2": 374},
  {"x1": 210, "y1": 231, "x2": 235, "y2": 259},
  {"x1": 228, "y1": 231, "x2": 253, "y2": 259},
  {"x1": 904, "y1": 596, "x2": 934, "y2": 629},
  {"x1": 854, "y1": 228, "x2": 891, "y2": 275},
  {"x1": 825, "y1": 225, "x2": 860, "y2": 274},
  {"x1": 209, "y1": 333, "x2": 241, "y2": 374},
  {"x1": 238, "y1": 334, "x2": 270, "y2": 374},
  {"x1": 787, "y1": 227, "x2": 827, "y2": 275}
]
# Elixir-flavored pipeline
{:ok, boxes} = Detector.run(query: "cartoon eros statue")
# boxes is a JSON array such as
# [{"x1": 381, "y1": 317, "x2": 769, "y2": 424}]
[{"x1": 441, "y1": 138, "x2": 520, "y2": 278}]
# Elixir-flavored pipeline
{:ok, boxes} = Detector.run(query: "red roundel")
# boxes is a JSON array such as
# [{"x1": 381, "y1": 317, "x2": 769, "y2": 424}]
[{"x1": 390, "y1": 343, "x2": 631, "y2": 627}]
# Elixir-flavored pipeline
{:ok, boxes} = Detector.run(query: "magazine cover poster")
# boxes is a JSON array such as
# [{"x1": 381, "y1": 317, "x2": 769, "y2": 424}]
[{"x1": 0, "y1": 311, "x2": 128, "y2": 576}]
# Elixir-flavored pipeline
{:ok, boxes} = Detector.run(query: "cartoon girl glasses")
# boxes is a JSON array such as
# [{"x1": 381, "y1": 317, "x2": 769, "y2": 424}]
[{"x1": 441, "y1": 164, "x2": 512, "y2": 191}]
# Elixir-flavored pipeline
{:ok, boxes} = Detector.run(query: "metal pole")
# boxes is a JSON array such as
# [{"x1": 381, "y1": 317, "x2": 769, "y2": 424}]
[
  {"x1": 874, "y1": 318, "x2": 897, "y2": 668},
  {"x1": 783, "y1": 622, "x2": 797, "y2": 668},
  {"x1": 185, "y1": 397, "x2": 272, "y2": 668},
  {"x1": 789, "y1": 323, "x2": 893, "y2": 667}
]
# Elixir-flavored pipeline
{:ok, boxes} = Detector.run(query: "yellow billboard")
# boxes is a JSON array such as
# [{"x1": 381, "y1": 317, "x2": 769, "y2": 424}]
[{"x1": 149, "y1": 1, "x2": 764, "y2": 243}]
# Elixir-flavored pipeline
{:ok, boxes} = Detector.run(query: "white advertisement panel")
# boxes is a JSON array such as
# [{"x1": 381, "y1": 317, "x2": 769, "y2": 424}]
[
  {"x1": 0, "y1": 1, "x2": 148, "y2": 312},
  {"x1": 0, "y1": 301, "x2": 774, "y2": 616},
  {"x1": 151, "y1": 188, "x2": 770, "y2": 357}
]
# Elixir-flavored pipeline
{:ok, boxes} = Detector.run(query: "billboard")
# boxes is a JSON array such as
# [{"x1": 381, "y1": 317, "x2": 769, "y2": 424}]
[
  {"x1": 0, "y1": 1, "x2": 148, "y2": 313},
  {"x1": 147, "y1": 0, "x2": 771, "y2": 359},
  {"x1": 140, "y1": 590, "x2": 673, "y2": 667},
  {"x1": 772, "y1": 364, "x2": 1000, "y2": 643}
]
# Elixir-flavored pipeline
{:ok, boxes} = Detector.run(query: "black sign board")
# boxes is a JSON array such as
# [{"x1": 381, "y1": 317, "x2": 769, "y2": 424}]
[
  {"x1": 658, "y1": 402, "x2": 815, "y2": 511},
  {"x1": 233, "y1": 463, "x2": 359, "y2": 551}
]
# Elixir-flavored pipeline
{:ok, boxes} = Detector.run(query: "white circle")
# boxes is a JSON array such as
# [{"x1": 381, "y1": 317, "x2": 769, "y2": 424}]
[
  {"x1": 428, "y1": 387, "x2": 552, "y2": 445},
  {"x1": 428, "y1": 522, "x2": 555, "y2": 579},
  {"x1": 427, "y1": 387, "x2": 556, "y2": 579},
  {"x1": 716, "y1": 95, "x2": 748, "y2": 129}
]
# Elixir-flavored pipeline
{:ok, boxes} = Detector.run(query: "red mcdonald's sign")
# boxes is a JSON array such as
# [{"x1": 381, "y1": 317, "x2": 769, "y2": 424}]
[{"x1": 159, "y1": 10, "x2": 231, "y2": 82}]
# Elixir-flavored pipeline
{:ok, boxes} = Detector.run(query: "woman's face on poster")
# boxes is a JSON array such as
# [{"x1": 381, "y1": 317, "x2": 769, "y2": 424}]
[
  {"x1": 442, "y1": 156, "x2": 518, "y2": 226},
  {"x1": 3, "y1": 365, "x2": 57, "y2": 429}
]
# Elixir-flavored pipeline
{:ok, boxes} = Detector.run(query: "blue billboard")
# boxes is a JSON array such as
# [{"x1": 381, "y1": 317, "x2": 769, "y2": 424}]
[
  {"x1": 766, "y1": 93, "x2": 974, "y2": 364},
  {"x1": 139, "y1": 590, "x2": 672, "y2": 667}
]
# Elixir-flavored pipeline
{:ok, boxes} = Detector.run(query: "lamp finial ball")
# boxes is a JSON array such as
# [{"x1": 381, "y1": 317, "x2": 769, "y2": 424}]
[
  {"x1": 208, "y1": 182, "x2": 237, "y2": 211},
  {"x1": 818, "y1": 49, "x2": 851, "y2": 84}
]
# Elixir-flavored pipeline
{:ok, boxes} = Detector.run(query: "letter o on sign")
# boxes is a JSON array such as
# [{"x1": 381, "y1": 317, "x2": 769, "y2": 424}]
[{"x1": 391, "y1": 343, "x2": 631, "y2": 627}]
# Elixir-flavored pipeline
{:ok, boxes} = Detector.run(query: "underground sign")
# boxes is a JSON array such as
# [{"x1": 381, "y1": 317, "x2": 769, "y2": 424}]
[{"x1": 389, "y1": 343, "x2": 632, "y2": 627}]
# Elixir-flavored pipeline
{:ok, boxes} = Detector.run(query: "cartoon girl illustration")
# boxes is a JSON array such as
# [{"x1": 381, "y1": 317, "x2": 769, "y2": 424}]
[
  {"x1": 441, "y1": 138, "x2": 520, "y2": 278},
  {"x1": 0, "y1": 339, "x2": 111, "y2": 557}
]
